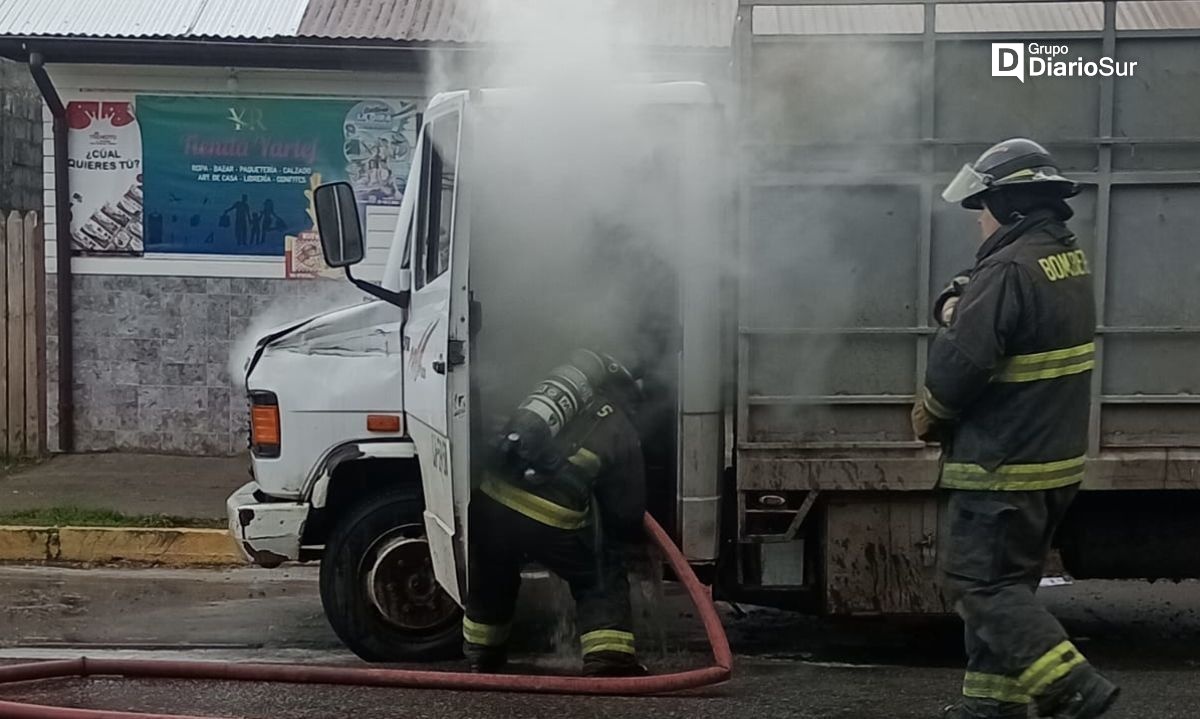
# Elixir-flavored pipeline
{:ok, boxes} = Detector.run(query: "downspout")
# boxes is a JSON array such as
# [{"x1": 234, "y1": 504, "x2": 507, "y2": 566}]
[{"x1": 27, "y1": 51, "x2": 74, "y2": 452}]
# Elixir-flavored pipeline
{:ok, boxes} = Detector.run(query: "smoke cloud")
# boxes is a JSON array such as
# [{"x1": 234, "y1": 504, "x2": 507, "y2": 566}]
[
  {"x1": 741, "y1": 35, "x2": 925, "y2": 443},
  {"x1": 438, "y1": 0, "x2": 730, "y2": 429},
  {"x1": 226, "y1": 280, "x2": 365, "y2": 389}
]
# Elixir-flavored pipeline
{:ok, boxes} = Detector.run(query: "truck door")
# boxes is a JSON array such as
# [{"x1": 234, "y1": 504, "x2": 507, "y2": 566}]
[{"x1": 403, "y1": 97, "x2": 471, "y2": 602}]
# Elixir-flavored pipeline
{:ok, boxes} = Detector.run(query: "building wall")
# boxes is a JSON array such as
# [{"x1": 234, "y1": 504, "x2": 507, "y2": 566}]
[
  {"x1": 46, "y1": 272, "x2": 363, "y2": 455},
  {"x1": 43, "y1": 64, "x2": 424, "y2": 454},
  {"x1": 0, "y1": 57, "x2": 42, "y2": 211}
]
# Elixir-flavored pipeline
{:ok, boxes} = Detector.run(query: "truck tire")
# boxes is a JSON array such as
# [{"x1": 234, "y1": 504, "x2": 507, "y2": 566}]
[{"x1": 319, "y1": 490, "x2": 462, "y2": 662}]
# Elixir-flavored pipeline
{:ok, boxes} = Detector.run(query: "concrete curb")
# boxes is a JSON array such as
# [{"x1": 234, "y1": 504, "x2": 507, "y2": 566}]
[{"x1": 0, "y1": 525, "x2": 242, "y2": 566}]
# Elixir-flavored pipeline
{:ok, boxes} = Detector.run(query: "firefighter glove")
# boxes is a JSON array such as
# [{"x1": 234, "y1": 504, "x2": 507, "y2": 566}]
[
  {"x1": 933, "y1": 273, "x2": 971, "y2": 327},
  {"x1": 911, "y1": 398, "x2": 950, "y2": 444}
]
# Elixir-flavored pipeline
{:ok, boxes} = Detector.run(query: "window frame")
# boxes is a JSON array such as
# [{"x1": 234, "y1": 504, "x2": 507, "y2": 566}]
[{"x1": 414, "y1": 110, "x2": 462, "y2": 290}]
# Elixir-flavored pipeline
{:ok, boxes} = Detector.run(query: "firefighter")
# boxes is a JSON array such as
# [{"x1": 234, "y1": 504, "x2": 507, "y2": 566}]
[
  {"x1": 463, "y1": 349, "x2": 648, "y2": 676},
  {"x1": 914, "y1": 139, "x2": 1119, "y2": 719}
]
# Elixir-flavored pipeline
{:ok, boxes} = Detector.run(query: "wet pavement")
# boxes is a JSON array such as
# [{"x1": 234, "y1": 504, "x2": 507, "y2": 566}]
[{"x1": 2, "y1": 565, "x2": 1199, "y2": 718}]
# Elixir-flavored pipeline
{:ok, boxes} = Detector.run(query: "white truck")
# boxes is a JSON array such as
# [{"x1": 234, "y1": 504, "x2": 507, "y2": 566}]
[
  {"x1": 228, "y1": 71, "x2": 1200, "y2": 663},
  {"x1": 227, "y1": 82, "x2": 728, "y2": 661}
]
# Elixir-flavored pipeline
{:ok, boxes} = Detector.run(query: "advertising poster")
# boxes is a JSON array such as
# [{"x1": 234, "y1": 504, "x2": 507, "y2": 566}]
[
  {"x1": 284, "y1": 178, "x2": 341, "y2": 279},
  {"x1": 136, "y1": 95, "x2": 416, "y2": 266},
  {"x1": 66, "y1": 101, "x2": 144, "y2": 255}
]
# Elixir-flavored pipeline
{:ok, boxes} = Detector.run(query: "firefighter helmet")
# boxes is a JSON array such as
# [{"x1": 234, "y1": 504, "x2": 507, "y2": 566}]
[{"x1": 942, "y1": 138, "x2": 1079, "y2": 210}]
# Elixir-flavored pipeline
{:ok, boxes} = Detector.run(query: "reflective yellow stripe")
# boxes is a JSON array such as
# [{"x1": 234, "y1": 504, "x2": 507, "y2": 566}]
[
  {"x1": 584, "y1": 643, "x2": 638, "y2": 655},
  {"x1": 567, "y1": 447, "x2": 603, "y2": 477},
  {"x1": 581, "y1": 629, "x2": 636, "y2": 655},
  {"x1": 997, "y1": 360, "x2": 1094, "y2": 383},
  {"x1": 1019, "y1": 641, "x2": 1087, "y2": 697},
  {"x1": 941, "y1": 473, "x2": 1084, "y2": 491},
  {"x1": 1007, "y1": 342, "x2": 1095, "y2": 367},
  {"x1": 481, "y1": 479, "x2": 591, "y2": 530},
  {"x1": 922, "y1": 387, "x2": 957, "y2": 420},
  {"x1": 948, "y1": 456, "x2": 1085, "y2": 475},
  {"x1": 996, "y1": 343, "x2": 1095, "y2": 383},
  {"x1": 463, "y1": 617, "x2": 511, "y2": 647},
  {"x1": 962, "y1": 672, "x2": 1031, "y2": 704},
  {"x1": 941, "y1": 456, "x2": 1086, "y2": 491},
  {"x1": 998, "y1": 168, "x2": 1038, "y2": 182}
]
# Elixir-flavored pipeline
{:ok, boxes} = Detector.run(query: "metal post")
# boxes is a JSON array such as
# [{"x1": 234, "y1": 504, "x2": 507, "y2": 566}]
[
  {"x1": 27, "y1": 52, "x2": 73, "y2": 453},
  {"x1": 915, "y1": 1, "x2": 936, "y2": 405},
  {"x1": 1088, "y1": 0, "x2": 1118, "y2": 456}
]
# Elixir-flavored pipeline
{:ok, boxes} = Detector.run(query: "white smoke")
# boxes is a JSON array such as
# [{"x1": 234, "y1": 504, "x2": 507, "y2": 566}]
[
  {"x1": 741, "y1": 38, "x2": 923, "y2": 442},
  {"x1": 225, "y1": 281, "x2": 365, "y2": 388},
  {"x1": 426, "y1": 0, "x2": 731, "y2": 424}
]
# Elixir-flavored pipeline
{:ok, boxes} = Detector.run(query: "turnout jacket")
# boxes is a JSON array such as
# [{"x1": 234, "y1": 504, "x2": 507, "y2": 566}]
[
  {"x1": 924, "y1": 209, "x2": 1096, "y2": 491},
  {"x1": 481, "y1": 397, "x2": 646, "y2": 541}
]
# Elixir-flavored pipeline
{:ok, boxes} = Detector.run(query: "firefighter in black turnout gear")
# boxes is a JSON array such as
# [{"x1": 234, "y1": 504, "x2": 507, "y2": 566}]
[
  {"x1": 463, "y1": 349, "x2": 648, "y2": 676},
  {"x1": 916, "y1": 139, "x2": 1119, "y2": 719}
]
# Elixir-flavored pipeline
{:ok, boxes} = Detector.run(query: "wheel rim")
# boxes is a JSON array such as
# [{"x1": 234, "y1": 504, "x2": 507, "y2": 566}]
[{"x1": 363, "y1": 523, "x2": 460, "y2": 632}]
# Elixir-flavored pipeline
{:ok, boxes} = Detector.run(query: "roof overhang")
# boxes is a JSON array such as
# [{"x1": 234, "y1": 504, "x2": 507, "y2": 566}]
[
  {"x1": 0, "y1": 35, "x2": 443, "y2": 71},
  {"x1": 0, "y1": 35, "x2": 726, "y2": 73}
]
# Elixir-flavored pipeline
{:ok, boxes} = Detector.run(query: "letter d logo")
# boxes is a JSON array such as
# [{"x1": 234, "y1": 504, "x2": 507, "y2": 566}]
[{"x1": 992, "y1": 43, "x2": 1025, "y2": 82}]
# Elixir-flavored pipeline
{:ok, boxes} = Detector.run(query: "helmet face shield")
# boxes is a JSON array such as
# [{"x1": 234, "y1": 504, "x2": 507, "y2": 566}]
[{"x1": 942, "y1": 163, "x2": 991, "y2": 207}]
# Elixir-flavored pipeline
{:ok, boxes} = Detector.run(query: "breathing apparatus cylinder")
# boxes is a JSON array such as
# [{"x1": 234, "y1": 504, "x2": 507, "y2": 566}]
[{"x1": 495, "y1": 349, "x2": 627, "y2": 480}]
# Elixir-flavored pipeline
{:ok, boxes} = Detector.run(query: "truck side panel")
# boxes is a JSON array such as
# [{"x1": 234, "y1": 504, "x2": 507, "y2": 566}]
[{"x1": 734, "y1": 2, "x2": 1200, "y2": 612}]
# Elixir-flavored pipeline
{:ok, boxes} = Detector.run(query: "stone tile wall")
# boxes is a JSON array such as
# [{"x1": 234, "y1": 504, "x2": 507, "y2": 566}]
[{"x1": 47, "y1": 274, "x2": 364, "y2": 455}]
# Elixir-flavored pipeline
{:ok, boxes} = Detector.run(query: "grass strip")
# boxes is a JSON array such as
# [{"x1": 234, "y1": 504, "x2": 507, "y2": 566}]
[{"x1": 0, "y1": 506, "x2": 225, "y2": 529}]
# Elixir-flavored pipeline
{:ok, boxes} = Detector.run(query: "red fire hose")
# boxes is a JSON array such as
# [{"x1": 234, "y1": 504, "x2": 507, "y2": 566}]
[{"x1": 0, "y1": 513, "x2": 732, "y2": 718}]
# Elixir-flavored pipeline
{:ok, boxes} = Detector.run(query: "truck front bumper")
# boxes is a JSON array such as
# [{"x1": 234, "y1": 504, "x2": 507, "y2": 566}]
[{"x1": 226, "y1": 481, "x2": 310, "y2": 568}]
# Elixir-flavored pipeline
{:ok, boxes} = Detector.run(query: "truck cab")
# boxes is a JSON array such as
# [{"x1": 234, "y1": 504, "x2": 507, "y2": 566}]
[{"x1": 227, "y1": 82, "x2": 727, "y2": 662}]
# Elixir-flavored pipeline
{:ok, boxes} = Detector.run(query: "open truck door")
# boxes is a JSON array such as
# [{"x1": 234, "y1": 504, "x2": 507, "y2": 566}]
[
  {"x1": 309, "y1": 95, "x2": 471, "y2": 660},
  {"x1": 402, "y1": 96, "x2": 473, "y2": 603}
]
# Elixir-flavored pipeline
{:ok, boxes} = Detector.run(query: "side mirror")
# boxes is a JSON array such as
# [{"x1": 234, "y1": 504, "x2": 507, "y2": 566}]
[
  {"x1": 313, "y1": 182, "x2": 365, "y2": 268},
  {"x1": 398, "y1": 267, "x2": 412, "y2": 292}
]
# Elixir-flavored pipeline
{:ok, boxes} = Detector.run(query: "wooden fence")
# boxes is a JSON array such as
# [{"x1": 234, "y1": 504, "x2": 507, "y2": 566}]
[{"x1": 1, "y1": 210, "x2": 46, "y2": 458}]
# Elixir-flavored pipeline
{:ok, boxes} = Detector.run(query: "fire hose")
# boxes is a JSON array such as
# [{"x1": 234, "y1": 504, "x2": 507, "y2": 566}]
[{"x1": 0, "y1": 513, "x2": 733, "y2": 718}]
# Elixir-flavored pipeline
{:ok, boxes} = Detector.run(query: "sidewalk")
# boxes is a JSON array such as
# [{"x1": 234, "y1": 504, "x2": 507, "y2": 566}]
[
  {"x1": 0, "y1": 453, "x2": 249, "y2": 565},
  {"x1": 1, "y1": 453, "x2": 247, "y2": 519}
]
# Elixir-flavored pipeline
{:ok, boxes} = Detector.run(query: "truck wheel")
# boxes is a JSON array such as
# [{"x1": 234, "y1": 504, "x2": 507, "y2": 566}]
[{"x1": 319, "y1": 490, "x2": 462, "y2": 662}]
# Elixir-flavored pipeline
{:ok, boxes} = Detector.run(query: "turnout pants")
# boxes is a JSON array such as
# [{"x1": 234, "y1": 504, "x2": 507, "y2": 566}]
[
  {"x1": 463, "y1": 491, "x2": 637, "y2": 672},
  {"x1": 939, "y1": 486, "x2": 1095, "y2": 716}
]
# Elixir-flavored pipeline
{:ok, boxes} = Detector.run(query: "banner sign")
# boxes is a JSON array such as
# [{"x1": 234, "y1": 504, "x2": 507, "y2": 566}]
[
  {"x1": 67, "y1": 101, "x2": 144, "y2": 255},
  {"x1": 136, "y1": 95, "x2": 417, "y2": 260}
]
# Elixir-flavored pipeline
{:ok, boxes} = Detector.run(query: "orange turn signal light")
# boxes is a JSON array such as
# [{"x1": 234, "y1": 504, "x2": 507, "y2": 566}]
[
  {"x1": 251, "y1": 404, "x2": 281, "y2": 447},
  {"x1": 367, "y1": 414, "x2": 402, "y2": 433}
]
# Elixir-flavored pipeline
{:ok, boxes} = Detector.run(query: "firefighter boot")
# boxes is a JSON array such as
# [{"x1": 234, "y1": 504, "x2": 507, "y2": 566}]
[
  {"x1": 582, "y1": 651, "x2": 649, "y2": 677},
  {"x1": 941, "y1": 699, "x2": 1028, "y2": 718},
  {"x1": 463, "y1": 642, "x2": 508, "y2": 674},
  {"x1": 1036, "y1": 666, "x2": 1119, "y2": 719}
]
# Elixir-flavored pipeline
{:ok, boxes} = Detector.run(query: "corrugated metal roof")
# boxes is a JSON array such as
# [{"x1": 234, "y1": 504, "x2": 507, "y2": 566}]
[
  {"x1": 296, "y1": 0, "x2": 737, "y2": 47},
  {"x1": 1117, "y1": 0, "x2": 1200, "y2": 30},
  {"x1": 0, "y1": 0, "x2": 309, "y2": 39},
  {"x1": 752, "y1": 4, "x2": 924, "y2": 35},
  {"x1": 191, "y1": 0, "x2": 311, "y2": 38},
  {"x1": 935, "y1": 2, "x2": 1104, "y2": 33},
  {"x1": 297, "y1": 0, "x2": 475, "y2": 42},
  {"x1": 0, "y1": 0, "x2": 204, "y2": 37}
]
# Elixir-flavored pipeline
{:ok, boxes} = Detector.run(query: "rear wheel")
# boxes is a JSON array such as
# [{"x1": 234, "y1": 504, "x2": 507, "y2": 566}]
[{"x1": 319, "y1": 490, "x2": 462, "y2": 662}]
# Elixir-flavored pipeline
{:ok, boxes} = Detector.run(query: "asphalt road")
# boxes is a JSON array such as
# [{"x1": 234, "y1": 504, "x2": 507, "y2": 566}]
[{"x1": 2, "y1": 565, "x2": 1199, "y2": 718}]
